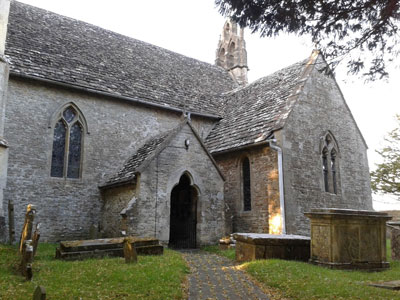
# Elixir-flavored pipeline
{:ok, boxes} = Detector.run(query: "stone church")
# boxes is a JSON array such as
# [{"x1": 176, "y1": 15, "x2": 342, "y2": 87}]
[{"x1": 0, "y1": 1, "x2": 373, "y2": 246}]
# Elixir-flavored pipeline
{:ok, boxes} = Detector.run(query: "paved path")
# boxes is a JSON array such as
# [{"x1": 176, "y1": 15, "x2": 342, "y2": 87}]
[{"x1": 181, "y1": 250, "x2": 269, "y2": 300}]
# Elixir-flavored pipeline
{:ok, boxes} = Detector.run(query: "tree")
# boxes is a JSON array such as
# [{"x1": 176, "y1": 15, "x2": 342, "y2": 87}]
[
  {"x1": 215, "y1": 0, "x2": 400, "y2": 80},
  {"x1": 371, "y1": 115, "x2": 400, "y2": 198}
]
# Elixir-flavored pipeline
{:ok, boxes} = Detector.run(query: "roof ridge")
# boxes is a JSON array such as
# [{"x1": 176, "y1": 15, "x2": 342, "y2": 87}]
[
  {"x1": 11, "y1": 1, "x2": 229, "y2": 74},
  {"x1": 7, "y1": 1, "x2": 237, "y2": 116}
]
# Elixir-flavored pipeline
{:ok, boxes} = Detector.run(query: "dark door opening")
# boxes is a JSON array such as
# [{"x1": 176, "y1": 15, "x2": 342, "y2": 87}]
[{"x1": 169, "y1": 174, "x2": 197, "y2": 249}]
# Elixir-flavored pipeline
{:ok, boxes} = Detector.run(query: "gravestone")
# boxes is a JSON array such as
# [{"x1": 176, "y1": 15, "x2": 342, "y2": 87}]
[
  {"x1": 387, "y1": 222, "x2": 400, "y2": 260},
  {"x1": 123, "y1": 238, "x2": 137, "y2": 264},
  {"x1": 32, "y1": 223, "x2": 41, "y2": 258},
  {"x1": 33, "y1": 285, "x2": 46, "y2": 300},
  {"x1": 89, "y1": 224, "x2": 98, "y2": 240},
  {"x1": 8, "y1": 200, "x2": 14, "y2": 244},
  {"x1": 234, "y1": 233, "x2": 310, "y2": 262},
  {"x1": 305, "y1": 208, "x2": 391, "y2": 270},
  {"x1": 21, "y1": 239, "x2": 33, "y2": 280},
  {"x1": 19, "y1": 204, "x2": 36, "y2": 253}
]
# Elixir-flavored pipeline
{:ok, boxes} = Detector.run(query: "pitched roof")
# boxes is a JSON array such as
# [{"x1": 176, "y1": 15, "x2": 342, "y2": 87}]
[
  {"x1": 205, "y1": 55, "x2": 317, "y2": 154},
  {"x1": 99, "y1": 120, "x2": 225, "y2": 189},
  {"x1": 5, "y1": 1, "x2": 236, "y2": 116},
  {"x1": 99, "y1": 129, "x2": 172, "y2": 189}
]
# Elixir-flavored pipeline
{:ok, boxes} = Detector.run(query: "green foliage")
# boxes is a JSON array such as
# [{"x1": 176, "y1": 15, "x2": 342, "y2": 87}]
[
  {"x1": 371, "y1": 115, "x2": 400, "y2": 198},
  {"x1": 205, "y1": 242, "x2": 398, "y2": 299},
  {"x1": 245, "y1": 258, "x2": 400, "y2": 300},
  {"x1": 215, "y1": 0, "x2": 400, "y2": 80},
  {"x1": 0, "y1": 243, "x2": 188, "y2": 300}
]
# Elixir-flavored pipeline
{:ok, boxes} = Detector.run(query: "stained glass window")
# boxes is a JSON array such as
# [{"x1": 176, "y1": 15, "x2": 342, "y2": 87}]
[
  {"x1": 50, "y1": 105, "x2": 85, "y2": 179},
  {"x1": 63, "y1": 107, "x2": 76, "y2": 123},
  {"x1": 67, "y1": 123, "x2": 82, "y2": 179},
  {"x1": 242, "y1": 157, "x2": 251, "y2": 211},
  {"x1": 322, "y1": 148, "x2": 329, "y2": 192},
  {"x1": 331, "y1": 150, "x2": 337, "y2": 194},
  {"x1": 51, "y1": 120, "x2": 67, "y2": 177}
]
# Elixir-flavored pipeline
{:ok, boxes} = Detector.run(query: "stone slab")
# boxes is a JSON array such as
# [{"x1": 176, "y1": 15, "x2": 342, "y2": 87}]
[
  {"x1": 308, "y1": 208, "x2": 391, "y2": 218},
  {"x1": 60, "y1": 237, "x2": 158, "y2": 252},
  {"x1": 56, "y1": 237, "x2": 163, "y2": 260},
  {"x1": 369, "y1": 280, "x2": 400, "y2": 290},
  {"x1": 234, "y1": 233, "x2": 310, "y2": 263}
]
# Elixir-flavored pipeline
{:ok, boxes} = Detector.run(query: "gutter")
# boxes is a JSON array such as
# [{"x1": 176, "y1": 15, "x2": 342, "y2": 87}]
[
  {"x1": 9, "y1": 72, "x2": 222, "y2": 120},
  {"x1": 266, "y1": 138, "x2": 286, "y2": 234}
]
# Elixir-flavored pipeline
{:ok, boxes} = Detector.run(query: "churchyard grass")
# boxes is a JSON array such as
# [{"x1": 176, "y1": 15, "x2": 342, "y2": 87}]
[
  {"x1": 205, "y1": 240, "x2": 400, "y2": 300},
  {"x1": 0, "y1": 243, "x2": 188, "y2": 300},
  {"x1": 201, "y1": 245, "x2": 235, "y2": 260}
]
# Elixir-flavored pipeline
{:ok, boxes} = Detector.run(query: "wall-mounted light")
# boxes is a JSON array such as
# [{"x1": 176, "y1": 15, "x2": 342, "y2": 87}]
[{"x1": 185, "y1": 139, "x2": 190, "y2": 150}]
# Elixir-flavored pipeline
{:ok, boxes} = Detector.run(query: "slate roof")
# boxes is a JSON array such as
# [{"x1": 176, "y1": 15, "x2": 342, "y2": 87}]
[
  {"x1": 99, "y1": 130, "x2": 172, "y2": 188},
  {"x1": 205, "y1": 58, "x2": 314, "y2": 153},
  {"x1": 100, "y1": 120, "x2": 226, "y2": 189},
  {"x1": 5, "y1": 1, "x2": 237, "y2": 116}
]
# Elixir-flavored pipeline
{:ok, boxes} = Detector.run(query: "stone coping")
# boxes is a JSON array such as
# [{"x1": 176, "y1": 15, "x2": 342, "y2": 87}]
[
  {"x1": 233, "y1": 233, "x2": 310, "y2": 246},
  {"x1": 305, "y1": 208, "x2": 391, "y2": 218},
  {"x1": 387, "y1": 221, "x2": 400, "y2": 226}
]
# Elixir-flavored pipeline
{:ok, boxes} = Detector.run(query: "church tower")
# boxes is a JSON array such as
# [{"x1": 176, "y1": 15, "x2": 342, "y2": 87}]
[{"x1": 215, "y1": 20, "x2": 248, "y2": 86}]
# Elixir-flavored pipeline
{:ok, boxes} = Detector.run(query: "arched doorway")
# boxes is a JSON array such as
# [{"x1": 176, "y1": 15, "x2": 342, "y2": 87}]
[{"x1": 169, "y1": 173, "x2": 198, "y2": 248}]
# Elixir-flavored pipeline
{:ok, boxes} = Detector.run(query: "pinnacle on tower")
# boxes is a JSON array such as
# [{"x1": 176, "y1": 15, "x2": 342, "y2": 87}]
[{"x1": 215, "y1": 20, "x2": 248, "y2": 86}]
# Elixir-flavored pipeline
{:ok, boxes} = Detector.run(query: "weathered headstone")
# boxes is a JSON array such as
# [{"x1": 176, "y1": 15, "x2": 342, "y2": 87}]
[
  {"x1": 33, "y1": 285, "x2": 46, "y2": 300},
  {"x1": 32, "y1": 223, "x2": 41, "y2": 258},
  {"x1": 19, "y1": 204, "x2": 36, "y2": 254},
  {"x1": 8, "y1": 199, "x2": 14, "y2": 244},
  {"x1": 21, "y1": 239, "x2": 33, "y2": 280},
  {"x1": 89, "y1": 224, "x2": 98, "y2": 240},
  {"x1": 123, "y1": 238, "x2": 137, "y2": 264},
  {"x1": 388, "y1": 223, "x2": 400, "y2": 260}
]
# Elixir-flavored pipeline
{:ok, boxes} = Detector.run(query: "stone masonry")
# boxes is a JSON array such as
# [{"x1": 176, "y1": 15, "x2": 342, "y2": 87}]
[
  {"x1": 4, "y1": 79, "x2": 216, "y2": 241},
  {"x1": 101, "y1": 122, "x2": 225, "y2": 246},
  {"x1": 214, "y1": 146, "x2": 280, "y2": 234},
  {"x1": 280, "y1": 56, "x2": 373, "y2": 235}
]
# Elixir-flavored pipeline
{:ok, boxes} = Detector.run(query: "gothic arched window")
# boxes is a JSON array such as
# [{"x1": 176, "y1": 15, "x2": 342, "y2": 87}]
[
  {"x1": 242, "y1": 157, "x2": 251, "y2": 211},
  {"x1": 50, "y1": 104, "x2": 86, "y2": 179},
  {"x1": 320, "y1": 132, "x2": 339, "y2": 194}
]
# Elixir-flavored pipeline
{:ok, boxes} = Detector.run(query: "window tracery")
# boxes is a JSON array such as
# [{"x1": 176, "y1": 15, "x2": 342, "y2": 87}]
[
  {"x1": 50, "y1": 104, "x2": 86, "y2": 179},
  {"x1": 320, "y1": 132, "x2": 339, "y2": 194}
]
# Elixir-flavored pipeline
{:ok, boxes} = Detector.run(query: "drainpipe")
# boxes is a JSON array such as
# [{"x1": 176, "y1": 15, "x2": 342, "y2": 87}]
[{"x1": 266, "y1": 138, "x2": 286, "y2": 234}]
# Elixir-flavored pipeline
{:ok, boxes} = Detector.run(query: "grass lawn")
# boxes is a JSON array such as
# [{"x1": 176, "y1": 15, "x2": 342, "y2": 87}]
[
  {"x1": 204, "y1": 242, "x2": 400, "y2": 300},
  {"x1": 0, "y1": 243, "x2": 188, "y2": 300}
]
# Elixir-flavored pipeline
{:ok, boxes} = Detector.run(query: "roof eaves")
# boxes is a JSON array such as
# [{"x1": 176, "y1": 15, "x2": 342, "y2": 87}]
[{"x1": 10, "y1": 72, "x2": 223, "y2": 120}]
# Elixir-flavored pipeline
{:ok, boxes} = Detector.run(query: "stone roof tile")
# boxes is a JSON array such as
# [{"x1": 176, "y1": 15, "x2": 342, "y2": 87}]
[
  {"x1": 6, "y1": 1, "x2": 236, "y2": 116},
  {"x1": 205, "y1": 60, "x2": 308, "y2": 153},
  {"x1": 99, "y1": 130, "x2": 172, "y2": 188}
]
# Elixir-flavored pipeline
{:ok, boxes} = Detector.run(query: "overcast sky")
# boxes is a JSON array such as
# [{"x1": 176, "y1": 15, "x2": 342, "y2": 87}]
[{"x1": 17, "y1": 0, "x2": 400, "y2": 210}]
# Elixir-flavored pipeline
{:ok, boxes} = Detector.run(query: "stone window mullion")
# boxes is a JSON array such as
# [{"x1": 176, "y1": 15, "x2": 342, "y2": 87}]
[{"x1": 63, "y1": 121, "x2": 71, "y2": 178}]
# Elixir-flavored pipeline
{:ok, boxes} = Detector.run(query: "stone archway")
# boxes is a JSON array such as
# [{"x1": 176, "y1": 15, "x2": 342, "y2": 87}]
[{"x1": 169, "y1": 173, "x2": 198, "y2": 249}]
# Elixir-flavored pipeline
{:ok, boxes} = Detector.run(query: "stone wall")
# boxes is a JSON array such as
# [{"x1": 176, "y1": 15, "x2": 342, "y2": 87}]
[
  {"x1": 3, "y1": 77, "x2": 216, "y2": 242},
  {"x1": 100, "y1": 184, "x2": 136, "y2": 237},
  {"x1": 213, "y1": 146, "x2": 279, "y2": 234},
  {"x1": 281, "y1": 57, "x2": 373, "y2": 235},
  {"x1": 125, "y1": 123, "x2": 225, "y2": 246}
]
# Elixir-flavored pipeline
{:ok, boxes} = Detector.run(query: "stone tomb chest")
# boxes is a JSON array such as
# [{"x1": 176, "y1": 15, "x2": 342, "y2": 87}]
[
  {"x1": 234, "y1": 233, "x2": 310, "y2": 262},
  {"x1": 305, "y1": 208, "x2": 391, "y2": 270}
]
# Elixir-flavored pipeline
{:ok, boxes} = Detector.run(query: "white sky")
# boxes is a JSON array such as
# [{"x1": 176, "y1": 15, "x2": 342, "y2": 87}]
[{"x1": 17, "y1": 0, "x2": 400, "y2": 210}]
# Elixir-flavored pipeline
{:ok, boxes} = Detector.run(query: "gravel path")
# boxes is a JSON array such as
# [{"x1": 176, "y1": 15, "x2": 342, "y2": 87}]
[{"x1": 181, "y1": 250, "x2": 270, "y2": 300}]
